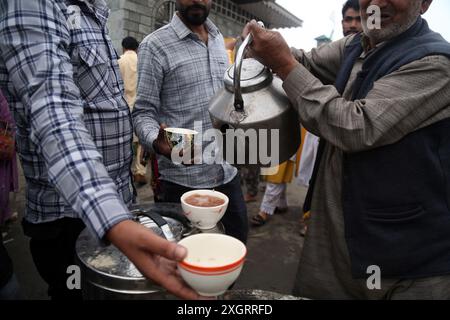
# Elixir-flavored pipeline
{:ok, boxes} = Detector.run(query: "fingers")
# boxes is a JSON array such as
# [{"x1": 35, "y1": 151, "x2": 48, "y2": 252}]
[
  {"x1": 126, "y1": 228, "x2": 200, "y2": 299},
  {"x1": 248, "y1": 20, "x2": 268, "y2": 46},
  {"x1": 136, "y1": 250, "x2": 200, "y2": 300},
  {"x1": 107, "y1": 222, "x2": 200, "y2": 300},
  {"x1": 159, "y1": 123, "x2": 167, "y2": 140},
  {"x1": 143, "y1": 229, "x2": 188, "y2": 261},
  {"x1": 155, "y1": 123, "x2": 173, "y2": 158},
  {"x1": 247, "y1": 20, "x2": 264, "y2": 36},
  {"x1": 156, "y1": 262, "x2": 200, "y2": 300},
  {"x1": 246, "y1": 21, "x2": 272, "y2": 58},
  {"x1": 114, "y1": 222, "x2": 186, "y2": 262},
  {"x1": 241, "y1": 19, "x2": 256, "y2": 40},
  {"x1": 155, "y1": 258, "x2": 215, "y2": 300},
  {"x1": 244, "y1": 20, "x2": 262, "y2": 34},
  {"x1": 159, "y1": 124, "x2": 167, "y2": 141}
]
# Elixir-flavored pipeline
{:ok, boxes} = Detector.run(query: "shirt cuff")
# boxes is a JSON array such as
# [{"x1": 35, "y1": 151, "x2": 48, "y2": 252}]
[
  {"x1": 144, "y1": 130, "x2": 159, "y2": 154},
  {"x1": 84, "y1": 197, "x2": 133, "y2": 242}
]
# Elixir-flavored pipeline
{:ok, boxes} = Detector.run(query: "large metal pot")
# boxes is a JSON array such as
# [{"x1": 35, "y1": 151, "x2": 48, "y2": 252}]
[
  {"x1": 75, "y1": 202, "x2": 224, "y2": 300},
  {"x1": 208, "y1": 27, "x2": 301, "y2": 167},
  {"x1": 224, "y1": 289, "x2": 307, "y2": 300}
]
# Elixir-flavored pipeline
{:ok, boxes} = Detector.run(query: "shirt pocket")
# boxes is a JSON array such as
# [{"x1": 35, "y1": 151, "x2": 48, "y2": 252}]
[
  {"x1": 209, "y1": 50, "x2": 229, "y2": 86},
  {"x1": 213, "y1": 59, "x2": 227, "y2": 81},
  {"x1": 75, "y1": 45, "x2": 116, "y2": 104},
  {"x1": 365, "y1": 204, "x2": 426, "y2": 223}
]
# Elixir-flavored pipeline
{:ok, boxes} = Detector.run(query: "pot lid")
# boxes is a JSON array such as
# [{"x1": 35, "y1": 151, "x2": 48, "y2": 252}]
[
  {"x1": 75, "y1": 203, "x2": 188, "y2": 288},
  {"x1": 224, "y1": 58, "x2": 273, "y2": 93},
  {"x1": 75, "y1": 202, "x2": 225, "y2": 289},
  {"x1": 223, "y1": 289, "x2": 307, "y2": 300}
]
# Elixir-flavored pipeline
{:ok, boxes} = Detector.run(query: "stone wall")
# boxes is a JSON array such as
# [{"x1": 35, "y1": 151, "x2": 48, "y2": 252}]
[
  {"x1": 106, "y1": 0, "x2": 247, "y2": 53},
  {"x1": 105, "y1": 0, "x2": 155, "y2": 53},
  {"x1": 209, "y1": 10, "x2": 246, "y2": 38}
]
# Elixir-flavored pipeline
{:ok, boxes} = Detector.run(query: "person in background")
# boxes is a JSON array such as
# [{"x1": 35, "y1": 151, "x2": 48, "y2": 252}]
[
  {"x1": 0, "y1": 0, "x2": 199, "y2": 300},
  {"x1": 118, "y1": 36, "x2": 148, "y2": 186},
  {"x1": 224, "y1": 37, "x2": 237, "y2": 65},
  {"x1": 240, "y1": 166, "x2": 260, "y2": 203},
  {"x1": 297, "y1": 0, "x2": 363, "y2": 235},
  {"x1": 0, "y1": 90, "x2": 18, "y2": 235},
  {"x1": 342, "y1": 0, "x2": 362, "y2": 37},
  {"x1": 243, "y1": 0, "x2": 450, "y2": 299},
  {"x1": 0, "y1": 89, "x2": 21, "y2": 300},
  {"x1": 251, "y1": 147, "x2": 301, "y2": 227},
  {"x1": 133, "y1": 0, "x2": 248, "y2": 243}
]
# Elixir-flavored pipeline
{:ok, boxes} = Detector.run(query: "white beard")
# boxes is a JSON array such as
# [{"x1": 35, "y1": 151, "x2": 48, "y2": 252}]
[{"x1": 362, "y1": 3, "x2": 422, "y2": 44}]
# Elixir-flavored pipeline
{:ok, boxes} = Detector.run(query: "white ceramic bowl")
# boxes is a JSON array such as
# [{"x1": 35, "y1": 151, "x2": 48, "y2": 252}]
[
  {"x1": 180, "y1": 190, "x2": 229, "y2": 230},
  {"x1": 177, "y1": 233, "x2": 247, "y2": 297}
]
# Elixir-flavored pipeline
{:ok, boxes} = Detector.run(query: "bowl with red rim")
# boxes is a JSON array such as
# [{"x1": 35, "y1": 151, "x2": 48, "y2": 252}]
[
  {"x1": 177, "y1": 233, "x2": 247, "y2": 297},
  {"x1": 180, "y1": 190, "x2": 229, "y2": 230}
]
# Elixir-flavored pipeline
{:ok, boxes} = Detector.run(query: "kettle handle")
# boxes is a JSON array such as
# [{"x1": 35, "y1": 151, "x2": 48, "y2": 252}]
[{"x1": 234, "y1": 21, "x2": 265, "y2": 112}]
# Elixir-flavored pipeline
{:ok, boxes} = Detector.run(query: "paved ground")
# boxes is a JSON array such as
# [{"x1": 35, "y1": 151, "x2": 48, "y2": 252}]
[{"x1": 3, "y1": 160, "x2": 307, "y2": 299}]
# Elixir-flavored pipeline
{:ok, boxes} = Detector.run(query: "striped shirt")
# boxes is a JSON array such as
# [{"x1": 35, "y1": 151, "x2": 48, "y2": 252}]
[
  {"x1": 284, "y1": 35, "x2": 450, "y2": 299},
  {"x1": 133, "y1": 14, "x2": 237, "y2": 189},
  {"x1": 0, "y1": 0, "x2": 134, "y2": 240}
]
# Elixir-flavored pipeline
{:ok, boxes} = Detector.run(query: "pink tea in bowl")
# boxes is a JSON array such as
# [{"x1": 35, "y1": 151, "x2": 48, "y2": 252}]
[
  {"x1": 181, "y1": 190, "x2": 229, "y2": 230},
  {"x1": 184, "y1": 194, "x2": 225, "y2": 207}
]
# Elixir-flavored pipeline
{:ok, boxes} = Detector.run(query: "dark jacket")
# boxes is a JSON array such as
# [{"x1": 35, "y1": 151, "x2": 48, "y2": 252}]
[{"x1": 337, "y1": 18, "x2": 450, "y2": 278}]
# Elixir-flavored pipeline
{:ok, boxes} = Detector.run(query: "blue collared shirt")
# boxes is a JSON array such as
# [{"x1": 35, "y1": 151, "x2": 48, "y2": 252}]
[
  {"x1": 133, "y1": 14, "x2": 237, "y2": 188},
  {"x1": 0, "y1": 0, "x2": 133, "y2": 240}
]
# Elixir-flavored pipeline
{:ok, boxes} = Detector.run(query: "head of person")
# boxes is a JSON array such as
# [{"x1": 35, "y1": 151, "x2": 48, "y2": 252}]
[
  {"x1": 360, "y1": 0, "x2": 433, "y2": 45},
  {"x1": 342, "y1": 0, "x2": 362, "y2": 36},
  {"x1": 122, "y1": 36, "x2": 139, "y2": 53},
  {"x1": 176, "y1": 0, "x2": 212, "y2": 26}
]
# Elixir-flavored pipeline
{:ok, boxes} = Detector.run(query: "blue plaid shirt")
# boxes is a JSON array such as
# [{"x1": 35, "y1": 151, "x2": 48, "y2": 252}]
[
  {"x1": 0, "y1": 0, "x2": 133, "y2": 240},
  {"x1": 133, "y1": 14, "x2": 237, "y2": 188}
]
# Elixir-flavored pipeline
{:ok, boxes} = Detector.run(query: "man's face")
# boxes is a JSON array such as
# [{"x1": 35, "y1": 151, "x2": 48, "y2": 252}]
[
  {"x1": 342, "y1": 8, "x2": 362, "y2": 36},
  {"x1": 360, "y1": 0, "x2": 432, "y2": 44},
  {"x1": 176, "y1": 0, "x2": 212, "y2": 26}
]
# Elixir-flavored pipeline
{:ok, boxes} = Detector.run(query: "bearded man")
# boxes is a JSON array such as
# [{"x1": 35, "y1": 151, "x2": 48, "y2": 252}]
[
  {"x1": 133, "y1": 0, "x2": 248, "y2": 243},
  {"x1": 243, "y1": 0, "x2": 450, "y2": 299}
]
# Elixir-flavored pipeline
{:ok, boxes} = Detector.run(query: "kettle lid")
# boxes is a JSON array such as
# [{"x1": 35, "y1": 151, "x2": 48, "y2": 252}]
[{"x1": 224, "y1": 58, "x2": 272, "y2": 93}]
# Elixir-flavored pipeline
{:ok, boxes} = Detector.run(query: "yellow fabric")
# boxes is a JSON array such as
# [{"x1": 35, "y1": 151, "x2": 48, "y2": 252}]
[
  {"x1": 263, "y1": 144, "x2": 303, "y2": 184},
  {"x1": 224, "y1": 37, "x2": 236, "y2": 64},
  {"x1": 265, "y1": 160, "x2": 295, "y2": 184},
  {"x1": 261, "y1": 129, "x2": 304, "y2": 184},
  {"x1": 118, "y1": 50, "x2": 138, "y2": 109},
  {"x1": 262, "y1": 127, "x2": 304, "y2": 184},
  {"x1": 226, "y1": 50, "x2": 235, "y2": 65},
  {"x1": 296, "y1": 127, "x2": 308, "y2": 176}
]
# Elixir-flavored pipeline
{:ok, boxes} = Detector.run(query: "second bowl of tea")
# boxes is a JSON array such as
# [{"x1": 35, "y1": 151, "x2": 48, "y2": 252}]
[{"x1": 180, "y1": 190, "x2": 229, "y2": 230}]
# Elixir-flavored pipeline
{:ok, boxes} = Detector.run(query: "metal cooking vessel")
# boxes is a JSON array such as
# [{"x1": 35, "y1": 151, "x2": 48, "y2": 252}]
[
  {"x1": 75, "y1": 202, "x2": 224, "y2": 300},
  {"x1": 208, "y1": 25, "x2": 301, "y2": 167},
  {"x1": 223, "y1": 289, "x2": 307, "y2": 300}
]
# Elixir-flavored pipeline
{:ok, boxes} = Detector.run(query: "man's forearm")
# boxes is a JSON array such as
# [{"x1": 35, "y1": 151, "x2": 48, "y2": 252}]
[
  {"x1": 282, "y1": 56, "x2": 450, "y2": 153},
  {"x1": 0, "y1": 0, "x2": 133, "y2": 240}
]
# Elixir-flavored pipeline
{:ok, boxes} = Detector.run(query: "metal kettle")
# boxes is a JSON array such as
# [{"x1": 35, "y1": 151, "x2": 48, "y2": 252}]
[{"x1": 208, "y1": 26, "x2": 301, "y2": 167}]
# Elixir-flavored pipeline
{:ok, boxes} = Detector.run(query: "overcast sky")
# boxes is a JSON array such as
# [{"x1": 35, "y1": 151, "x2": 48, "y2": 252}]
[{"x1": 275, "y1": 0, "x2": 450, "y2": 51}]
